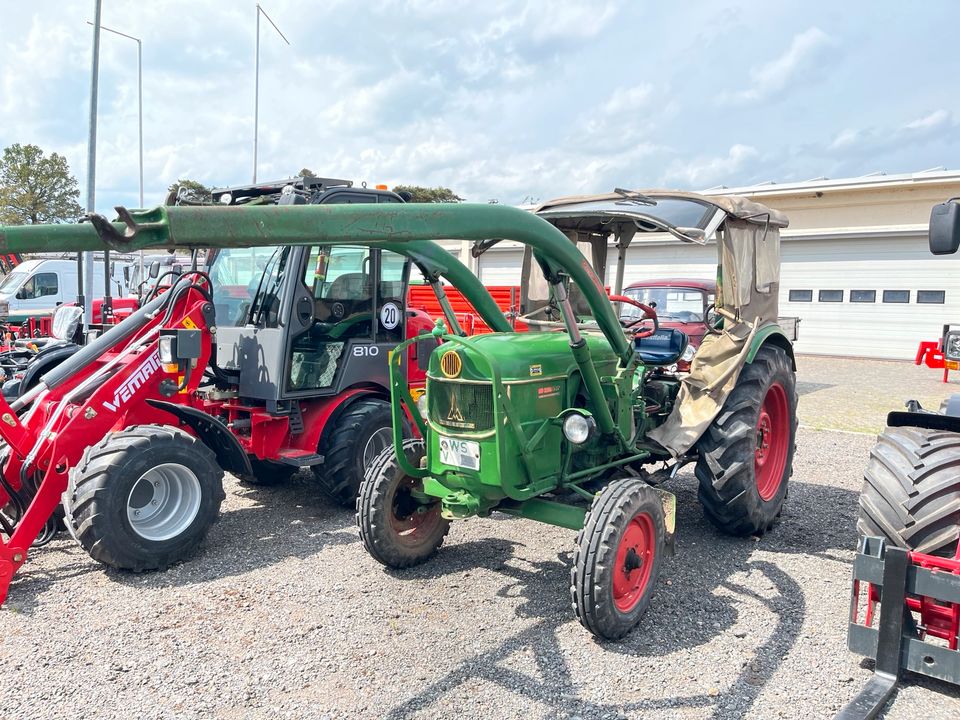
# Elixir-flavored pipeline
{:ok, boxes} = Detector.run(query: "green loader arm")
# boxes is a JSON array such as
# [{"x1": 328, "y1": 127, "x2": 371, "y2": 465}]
[{"x1": 0, "y1": 203, "x2": 628, "y2": 358}]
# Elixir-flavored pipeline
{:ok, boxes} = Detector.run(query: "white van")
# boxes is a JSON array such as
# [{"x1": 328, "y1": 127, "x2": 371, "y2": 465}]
[{"x1": 0, "y1": 258, "x2": 130, "y2": 323}]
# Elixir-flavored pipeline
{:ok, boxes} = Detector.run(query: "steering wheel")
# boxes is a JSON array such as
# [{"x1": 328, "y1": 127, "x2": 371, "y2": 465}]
[
  {"x1": 609, "y1": 295, "x2": 658, "y2": 339},
  {"x1": 704, "y1": 303, "x2": 724, "y2": 335}
]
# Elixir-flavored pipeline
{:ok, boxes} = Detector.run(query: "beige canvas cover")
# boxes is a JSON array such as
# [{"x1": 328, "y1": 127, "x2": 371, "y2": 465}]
[
  {"x1": 647, "y1": 215, "x2": 785, "y2": 455},
  {"x1": 533, "y1": 190, "x2": 789, "y2": 229}
]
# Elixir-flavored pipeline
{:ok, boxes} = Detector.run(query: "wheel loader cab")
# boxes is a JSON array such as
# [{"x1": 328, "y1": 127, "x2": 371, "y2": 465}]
[{"x1": 209, "y1": 244, "x2": 411, "y2": 406}]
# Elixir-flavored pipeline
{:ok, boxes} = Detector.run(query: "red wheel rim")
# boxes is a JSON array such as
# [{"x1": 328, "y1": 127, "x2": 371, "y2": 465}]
[
  {"x1": 388, "y1": 478, "x2": 442, "y2": 547},
  {"x1": 755, "y1": 382, "x2": 789, "y2": 501},
  {"x1": 612, "y1": 512, "x2": 656, "y2": 612}
]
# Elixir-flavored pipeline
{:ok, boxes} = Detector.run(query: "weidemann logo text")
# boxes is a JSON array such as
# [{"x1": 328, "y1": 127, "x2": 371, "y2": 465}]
[{"x1": 102, "y1": 350, "x2": 163, "y2": 412}]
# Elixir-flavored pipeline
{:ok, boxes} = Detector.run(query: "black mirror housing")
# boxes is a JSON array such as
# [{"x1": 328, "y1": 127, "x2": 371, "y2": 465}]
[{"x1": 929, "y1": 198, "x2": 960, "y2": 255}]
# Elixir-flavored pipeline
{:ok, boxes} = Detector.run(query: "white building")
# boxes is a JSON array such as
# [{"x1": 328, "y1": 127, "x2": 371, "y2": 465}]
[{"x1": 449, "y1": 170, "x2": 960, "y2": 360}]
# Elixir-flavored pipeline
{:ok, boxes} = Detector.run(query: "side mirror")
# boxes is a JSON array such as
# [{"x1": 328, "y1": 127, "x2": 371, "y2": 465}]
[
  {"x1": 929, "y1": 198, "x2": 960, "y2": 255},
  {"x1": 15, "y1": 287, "x2": 27, "y2": 300},
  {"x1": 149, "y1": 260, "x2": 161, "y2": 279}
]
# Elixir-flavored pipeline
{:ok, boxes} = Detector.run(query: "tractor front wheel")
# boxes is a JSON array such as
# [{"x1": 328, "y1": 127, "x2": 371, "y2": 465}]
[
  {"x1": 316, "y1": 398, "x2": 397, "y2": 507},
  {"x1": 695, "y1": 344, "x2": 797, "y2": 536},
  {"x1": 356, "y1": 439, "x2": 450, "y2": 568},
  {"x1": 571, "y1": 478, "x2": 665, "y2": 640},
  {"x1": 64, "y1": 425, "x2": 225, "y2": 571}
]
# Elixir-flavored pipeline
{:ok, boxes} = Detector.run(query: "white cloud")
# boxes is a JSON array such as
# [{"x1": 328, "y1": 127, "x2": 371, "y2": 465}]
[
  {"x1": 829, "y1": 110, "x2": 957, "y2": 154},
  {"x1": 721, "y1": 27, "x2": 835, "y2": 105},
  {"x1": 660, "y1": 144, "x2": 759, "y2": 188}
]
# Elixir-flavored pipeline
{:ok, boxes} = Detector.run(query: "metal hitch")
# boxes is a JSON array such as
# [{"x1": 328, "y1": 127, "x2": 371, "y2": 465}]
[{"x1": 836, "y1": 536, "x2": 960, "y2": 719}]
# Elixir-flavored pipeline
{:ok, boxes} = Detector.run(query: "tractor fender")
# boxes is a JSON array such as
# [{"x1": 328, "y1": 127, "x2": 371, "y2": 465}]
[
  {"x1": 297, "y1": 387, "x2": 388, "y2": 453},
  {"x1": 746, "y1": 323, "x2": 796, "y2": 370},
  {"x1": 887, "y1": 409, "x2": 960, "y2": 434},
  {"x1": 146, "y1": 399, "x2": 253, "y2": 477},
  {"x1": 11, "y1": 343, "x2": 81, "y2": 399}
]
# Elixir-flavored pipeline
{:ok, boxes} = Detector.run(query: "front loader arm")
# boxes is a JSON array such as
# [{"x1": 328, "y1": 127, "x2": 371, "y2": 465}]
[{"x1": 0, "y1": 282, "x2": 213, "y2": 604}]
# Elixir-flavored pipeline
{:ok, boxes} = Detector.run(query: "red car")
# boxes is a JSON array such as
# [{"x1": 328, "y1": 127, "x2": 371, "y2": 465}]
[{"x1": 620, "y1": 278, "x2": 716, "y2": 371}]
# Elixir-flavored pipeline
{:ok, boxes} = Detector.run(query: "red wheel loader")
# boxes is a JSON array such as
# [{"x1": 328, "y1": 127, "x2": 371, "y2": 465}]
[{"x1": 0, "y1": 200, "x2": 511, "y2": 606}]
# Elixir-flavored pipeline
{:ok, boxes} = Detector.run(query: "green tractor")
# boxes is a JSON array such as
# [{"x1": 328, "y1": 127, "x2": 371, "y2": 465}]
[
  {"x1": 0, "y1": 197, "x2": 795, "y2": 639},
  {"x1": 357, "y1": 190, "x2": 798, "y2": 639}
]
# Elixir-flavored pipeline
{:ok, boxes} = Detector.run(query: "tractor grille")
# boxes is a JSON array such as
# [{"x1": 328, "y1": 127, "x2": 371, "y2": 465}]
[{"x1": 428, "y1": 379, "x2": 494, "y2": 432}]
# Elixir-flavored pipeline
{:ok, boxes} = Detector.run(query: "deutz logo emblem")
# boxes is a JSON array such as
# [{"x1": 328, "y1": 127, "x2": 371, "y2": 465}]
[
  {"x1": 530, "y1": 364, "x2": 542, "y2": 376},
  {"x1": 447, "y1": 390, "x2": 465, "y2": 423}
]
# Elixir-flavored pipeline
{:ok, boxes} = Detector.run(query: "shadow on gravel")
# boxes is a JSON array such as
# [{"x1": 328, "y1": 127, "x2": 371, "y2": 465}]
[
  {"x1": 796, "y1": 381, "x2": 836, "y2": 396},
  {"x1": 7, "y1": 474, "x2": 357, "y2": 607},
  {"x1": 384, "y1": 477, "x2": 861, "y2": 719}
]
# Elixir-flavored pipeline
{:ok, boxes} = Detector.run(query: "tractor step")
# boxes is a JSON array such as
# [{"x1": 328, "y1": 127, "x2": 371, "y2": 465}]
[
  {"x1": 275, "y1": 450, "x2": 324, "y2": 468},
  {"x1": 837, "y1": 536, "x2": 960, "y2": 719}
]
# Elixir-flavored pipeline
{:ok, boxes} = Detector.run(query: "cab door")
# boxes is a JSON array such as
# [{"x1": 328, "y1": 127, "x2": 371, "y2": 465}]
[{"x1": 282, "y1": 246, "x2": 410, "y2": 397}]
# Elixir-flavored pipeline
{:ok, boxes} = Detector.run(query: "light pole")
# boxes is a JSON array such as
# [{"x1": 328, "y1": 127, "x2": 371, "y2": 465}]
[
  {"x1": 82, "y1": 0, "x2": 103, "y2": 334},
  {"x1": 87, "y1": 21, "x2": 144, "y2": 282},
  {"x1": 253, "y1": 3, "x2": 290, "y2": 183}
]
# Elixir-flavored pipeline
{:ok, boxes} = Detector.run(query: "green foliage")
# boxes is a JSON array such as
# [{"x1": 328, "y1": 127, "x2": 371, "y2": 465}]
[
  {"x1": 392, "y1": 185, "x2": 464, "y2": 203},
  {"x1": 0, "y1": 143, "x2": 84, "y2": 225},
  {"x1": 297, "y1": 168, "x2": 316, "y2": 178},
  {"x1": 167, "y1": 179, "x2": 212, "y2": 204}
]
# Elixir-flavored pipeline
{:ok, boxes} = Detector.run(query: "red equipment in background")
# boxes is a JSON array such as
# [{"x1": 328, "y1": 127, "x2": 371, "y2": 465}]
[
  {"x1": 407, "y1": 284, "x2": 526, "y2": 334},
  {"x1": 915, "y1": 324, "x2": 960, "y2": 383}
]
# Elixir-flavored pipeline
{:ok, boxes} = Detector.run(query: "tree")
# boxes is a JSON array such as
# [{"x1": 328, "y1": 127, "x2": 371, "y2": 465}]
[
  {"x1": 297, "y1": 167, "x2": 316, "y2": 178},
  {"x1": 391, "y1": 185, "x2": 464, "y2": 203},
  {"x1": 166, "y1": 179, "x2": 212, "y2": 204},
  {"x1": 0, "y1": 143, "x2": 84, "y2": 224}
]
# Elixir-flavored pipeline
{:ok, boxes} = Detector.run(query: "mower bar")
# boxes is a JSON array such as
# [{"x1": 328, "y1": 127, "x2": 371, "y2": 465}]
[{"x1": 837, "y1": 536, "x2": 960, "y2": 719}]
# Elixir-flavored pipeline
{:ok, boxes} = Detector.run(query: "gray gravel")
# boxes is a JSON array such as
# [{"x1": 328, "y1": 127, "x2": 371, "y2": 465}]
[{"x1": 1, "y1": 427, "x2": 958, "y2": 719}]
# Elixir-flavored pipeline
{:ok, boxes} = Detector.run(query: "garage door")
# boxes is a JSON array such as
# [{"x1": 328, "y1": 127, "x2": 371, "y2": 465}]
[
  {"x1": 477, "y1": 249, "x2": 524, "y2": 284},
  {"x1": 780, "y1": 235, "x2": 960, "y2": 359},
  {"x1": 478, "y1": 242, "x2": 719, "y2": 287}
]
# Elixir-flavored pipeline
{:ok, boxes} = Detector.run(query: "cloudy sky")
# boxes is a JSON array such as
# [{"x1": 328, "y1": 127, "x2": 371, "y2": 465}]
[{"x1": 2, "y1": 1, "x2": 959, "y2": 213}]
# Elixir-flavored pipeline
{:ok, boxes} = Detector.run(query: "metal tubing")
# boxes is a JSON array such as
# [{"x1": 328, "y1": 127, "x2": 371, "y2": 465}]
[
  {"x1": 37, "y1": 291, "x2": 167, "y2": 392},
  {"x1": 0, "y1": 204, "x2": 625, "y2": 353}
]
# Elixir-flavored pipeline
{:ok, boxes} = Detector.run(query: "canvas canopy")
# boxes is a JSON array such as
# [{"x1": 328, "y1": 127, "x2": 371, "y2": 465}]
[{"x1": 528, "y1": 189, "x2": 789, "y2": 456}]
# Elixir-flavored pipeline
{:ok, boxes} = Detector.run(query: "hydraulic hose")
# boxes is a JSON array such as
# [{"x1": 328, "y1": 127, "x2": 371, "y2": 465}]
[{"x1": 32, "y1": 291, "x2": 169, "y2": 396}]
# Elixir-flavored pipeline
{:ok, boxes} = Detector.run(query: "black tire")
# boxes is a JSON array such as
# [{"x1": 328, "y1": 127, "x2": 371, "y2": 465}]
[
  {"x1": 858, "y1": 426, "x2": 960, "y2": 557},
  {"x1": 64, "y1": 425, "x2": 225, "y2": 571},
  {"x1": 315, "y1": 398, "x2": 398, "y2": 507},
  {"x1": 571, "y1": 478, "x2": 665, "y2": 640},
  {"x1": 356, "y1": 438, "x2": 450, "y2": 568},
  {"x1": 695, "y1": 343, "x2": 797, "y2": 536},
  {"x1": 242, "y1": 458, "x2": 297, "y2": 486}
]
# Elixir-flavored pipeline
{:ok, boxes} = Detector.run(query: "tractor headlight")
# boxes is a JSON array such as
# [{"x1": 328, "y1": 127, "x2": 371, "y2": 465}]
[
  {"x1": 219, "y1": 192, "x2": 233, "y2": 205},
  {"x1": 681, "y1": 344, "x2": 696, "y2": 362},
  {"x1": 945, "y1": 331, "x2": 960, "y2": 361},
  {"x1": 159, "y1": 334, "x2": 175, "y2": 364},
  {"x1": 416, "y1": 391, "x2": 429, "y2": 420},
  {"x1": 562, "y1": 412, "x2": 596, "y2": 445}
]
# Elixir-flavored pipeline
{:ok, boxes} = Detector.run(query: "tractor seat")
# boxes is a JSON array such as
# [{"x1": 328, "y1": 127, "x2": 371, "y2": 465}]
[{"x1": 634, "y1": 328, "x2": 689, "y2": 366}]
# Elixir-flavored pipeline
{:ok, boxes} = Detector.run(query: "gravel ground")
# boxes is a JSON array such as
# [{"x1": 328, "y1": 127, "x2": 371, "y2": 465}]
[
  {"x1": 795, "y1": 354, "x2": 958, "y2": 434},
  {"x1": 1, "y1": 427, "x2": 958, "y2": 719}
]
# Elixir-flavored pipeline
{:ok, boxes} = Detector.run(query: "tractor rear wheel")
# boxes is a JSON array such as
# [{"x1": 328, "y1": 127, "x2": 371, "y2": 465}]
[
  {"x1": 64, "y1": 425, "x2": 225, "y2": 571},
  {"x1": 357, "y1": 439, "x2": 450, "y2": 568},
  {"x1": 315, "y1": 398, "x2": 397, "y2": 507},
  {"x1": 695, "y1": 344, "x2": 796, "y2": 536},
  {"x1": 858, "y1": 426, "x2": 960, "y2": 557},
  {"x1": 243, "y1": 458, "x2": 297, "y2": 486},
  {"x1": 571, "y1": 478, "x2": 665, "y2": 640}
]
